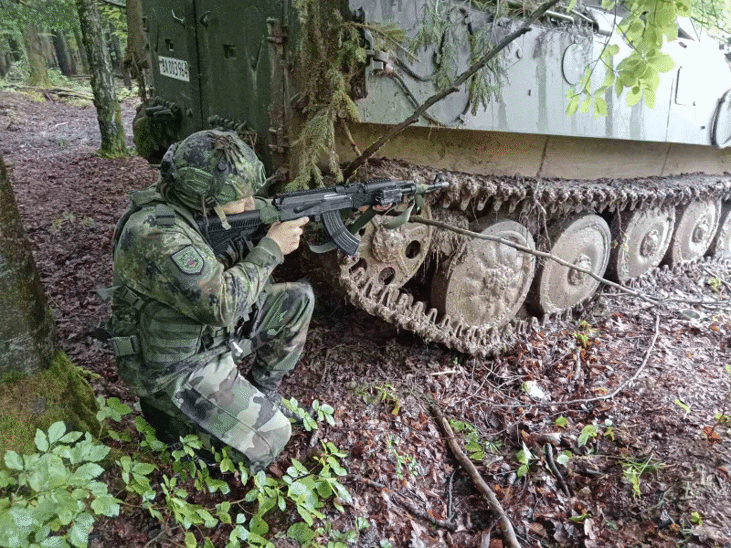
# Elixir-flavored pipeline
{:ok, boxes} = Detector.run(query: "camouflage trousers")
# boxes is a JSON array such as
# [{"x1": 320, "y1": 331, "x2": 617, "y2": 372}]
[{"x1": 141, "y1": 281, "x2": 314, "y2": 470}]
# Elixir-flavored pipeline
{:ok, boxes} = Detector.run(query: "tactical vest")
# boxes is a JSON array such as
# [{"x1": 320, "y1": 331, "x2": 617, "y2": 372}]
[{"x1": 107, "y1": 187, "x2": 232, "y2": 396}]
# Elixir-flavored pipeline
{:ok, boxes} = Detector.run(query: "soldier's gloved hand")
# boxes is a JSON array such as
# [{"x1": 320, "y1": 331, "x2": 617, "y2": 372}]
[{"x1": 266, "y1": 217, "x2": 309, "y2": 255}]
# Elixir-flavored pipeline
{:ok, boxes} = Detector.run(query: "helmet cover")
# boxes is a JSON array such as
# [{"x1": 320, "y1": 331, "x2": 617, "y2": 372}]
[{"x1": 160, "y1": 130, "x2": 264, "y2": 209}]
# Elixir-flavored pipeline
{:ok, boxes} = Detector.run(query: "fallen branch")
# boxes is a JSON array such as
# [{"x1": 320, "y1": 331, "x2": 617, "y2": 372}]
[
  {"x1": 342, "y1": 0, "x2": 562, "y2": 180},
  {"x1": 430, "y1": 404, "x2": 522, "y2": 548}
]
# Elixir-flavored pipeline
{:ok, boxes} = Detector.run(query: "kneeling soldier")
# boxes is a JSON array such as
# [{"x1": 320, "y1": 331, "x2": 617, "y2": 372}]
[{"x1": 108, "y1": 129, "x2": 313, "y2": 471}]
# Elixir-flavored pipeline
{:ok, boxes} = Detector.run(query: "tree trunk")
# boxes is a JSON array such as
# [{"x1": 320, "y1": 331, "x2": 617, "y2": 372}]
[
  {"x1": 0, "y1": 37, "x2": 10, "y2": 77},
  {"x1": 125, "y1": 0, "x2": 150, "y2": 101},
  {"x1": 72, "y1": 22, "x2": 90, "y2": 74},
  {"x1": 0, "y1": 154, "x2": 100, "y2": 455},
  {"x1": 23, "y1": 24, "x2": 50, "y2": 87},
  {"x1": 76, "y1": 0, "x2": 128, "y2": 156},
  {"x1": 52, "y1": 30, "x2": 76, "y2": 76},
  {"x1": 0, "y1": 157, "x2": 56, "y2": 378}
]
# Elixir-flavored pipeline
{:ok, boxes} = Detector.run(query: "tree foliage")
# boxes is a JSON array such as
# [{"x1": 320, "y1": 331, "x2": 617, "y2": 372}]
[{"x1": 566, "y1": 0, "x2": 729, "y2": 116}]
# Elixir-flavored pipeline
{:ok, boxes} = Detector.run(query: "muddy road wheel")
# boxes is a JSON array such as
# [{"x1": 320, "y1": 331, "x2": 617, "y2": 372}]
[
  {"x1": 709, "y1": 203, "x2": 731, "y2": 259},
  {"x1": 665, "y1": 200, "x2": 721, "y2": 266},
  {"x1": 609, "y1": 207, "x2": 675, "y2": 283},
  {"x1": 535, "y1": 214, "x2": 611, "y2": 314},
  {"x1": 431, "y1": 219, "x2": 535, "y2": 329},
  {"x1": 340, "y1": 205, "x2": 433, "y2": 289}
]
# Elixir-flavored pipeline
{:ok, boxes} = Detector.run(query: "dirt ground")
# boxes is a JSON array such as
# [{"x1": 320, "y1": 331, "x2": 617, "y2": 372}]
[{"x1": 2, "y1": 88, "x2": 731, "y2": 548}]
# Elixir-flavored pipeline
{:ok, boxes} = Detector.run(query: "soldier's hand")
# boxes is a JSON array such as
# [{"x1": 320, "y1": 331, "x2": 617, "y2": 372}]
[{"x1": 266, "y1": 217, "x2": 309, "y2": 255}]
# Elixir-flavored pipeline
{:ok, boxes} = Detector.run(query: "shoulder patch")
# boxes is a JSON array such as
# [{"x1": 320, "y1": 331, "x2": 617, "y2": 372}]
[{"x1": 171, "y1": 246, "x2": 205, "y2": 275}]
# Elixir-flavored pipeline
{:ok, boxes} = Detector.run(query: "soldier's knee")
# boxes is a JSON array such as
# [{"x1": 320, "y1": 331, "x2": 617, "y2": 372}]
[
  {"x1": 248, "y1": 410, "x2": 292, "y2": 469},
  {"x1": 292, "y1": 281, "x2": 315, "y2": 319}
]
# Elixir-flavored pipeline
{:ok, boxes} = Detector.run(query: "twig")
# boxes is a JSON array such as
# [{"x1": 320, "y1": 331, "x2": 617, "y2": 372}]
[
  {"x1": 392, "y1": 493, "x2": 458, "y2": 532},
  {"x1": 351, "y1": 475, "x2": 458, "y2": 531},
  {"x1": 489, "y1": 313, "x2": 662, "y2": 409},
  {"x1": 430, "y1": 404, "x2": 522, "y2": 548},
  {"x1": 544, "y1": 444, "x2": 571, "y2": 496},
  {"x1": 342, "y1": 0, "x2": 562, "y2": 180},
  {"x1": 410, "y1": 215, "x2": 661, "y2": 306}
]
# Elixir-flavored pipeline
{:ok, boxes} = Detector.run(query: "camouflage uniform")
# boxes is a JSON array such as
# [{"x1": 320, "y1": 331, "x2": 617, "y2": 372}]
[{"x1": 108, "y1": 130, "x2": 313, "y2": 470}]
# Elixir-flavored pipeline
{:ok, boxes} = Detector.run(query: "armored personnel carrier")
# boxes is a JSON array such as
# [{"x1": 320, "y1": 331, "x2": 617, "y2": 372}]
[{"x1": 133, "y1": 0, "x2": 731, "y2": 356}]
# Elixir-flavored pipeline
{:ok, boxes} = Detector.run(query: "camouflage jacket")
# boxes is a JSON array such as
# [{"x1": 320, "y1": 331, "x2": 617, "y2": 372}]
[{"x1": 110, "y1": 187, "x2": 283, "y2": 395}]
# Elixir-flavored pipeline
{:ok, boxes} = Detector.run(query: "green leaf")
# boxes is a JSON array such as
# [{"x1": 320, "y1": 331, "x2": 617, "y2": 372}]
[
  {"x1": 91, "y1": 495, "x2": 121, "y2": 517},
  {"x1": 674, "y1": 399, "x2": 691, "y2": 413},
  {"x1": 250, "y1": 515, "x2": 269, "y2": 536},
  {"x1": 594, "y1": 96, "x2": 608, "y2": 118},
  {"x1": 48, "y1": 422, "x2": 67, "y2": 445},
  {"x1": 626, "y1": 86, "x2": 642, "y2": 108},
  {"x1": 4, "y1": 451, "x2": 24, "y2": 470},
  {"x1": 649, "y1": 53, "x2": 675, "y2": 74},
  {"x1": 73, "y1": 463, "x2": 105, "y2": 482},
  {"x1": 59, "y1": 432, "x2": 83, "y2": 445},
  {"x1": 554, "y1": 416, "x2": 569, "y2": 428},
  {"x1": 556, "y1": 451, "x2": 573, "y2": 466},
  {"x1": 287, "y1": 522, "x2": 316, "y2": 543},
  {"x1": 35, "y1": 429, "x2": 50, "y2": 452},
  {"x1": 579, "y1": 96, "x2": 591, "y2": 114},
  {"x1": 185, "y1": 531, "x2": 197, "y2": 548},
  {"x1": 566, "y1": 95, "x2": 580, "y2": 116},
  {"x1": 68, "y1": 512, "x2": 94, "y2": 548},
  {"x1": 577, "y1": 425, "x2": 598, "y2": 447},
  {"x1": 643, "y1": 87, "x2": 656, "y2": 109},
  {"x1": 132, "y1": 462, "x2": 156, "y2": 476},
  {"x1": 600, "y1": 0, "x2": 615, "y2": 9}
]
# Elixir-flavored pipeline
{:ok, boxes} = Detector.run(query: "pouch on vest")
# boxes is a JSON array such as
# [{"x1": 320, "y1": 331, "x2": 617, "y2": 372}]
[{"x1": 138, "y1": 300, "x2": 205, "y2": 371}]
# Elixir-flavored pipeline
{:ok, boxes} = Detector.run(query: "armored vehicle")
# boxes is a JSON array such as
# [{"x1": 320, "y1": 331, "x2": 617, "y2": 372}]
[{"x1": 133, "y1": 0, "x2": 731, "y2": 356}]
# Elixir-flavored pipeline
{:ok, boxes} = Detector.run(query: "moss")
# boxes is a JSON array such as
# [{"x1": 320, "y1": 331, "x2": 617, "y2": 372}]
[{"x1": 0, "y1": 351, "x2": 100, "y2": 461}]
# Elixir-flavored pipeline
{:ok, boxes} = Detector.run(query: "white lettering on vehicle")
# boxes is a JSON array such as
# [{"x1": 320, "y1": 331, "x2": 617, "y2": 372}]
[{"x1": 158, "y1": 56, "x2": 189, "y2": 82}]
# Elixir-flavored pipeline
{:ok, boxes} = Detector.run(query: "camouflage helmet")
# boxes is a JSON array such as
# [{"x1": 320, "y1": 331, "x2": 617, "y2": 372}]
[{"x1": 160, "y1": 130, "x2": 265, "y2": 210}]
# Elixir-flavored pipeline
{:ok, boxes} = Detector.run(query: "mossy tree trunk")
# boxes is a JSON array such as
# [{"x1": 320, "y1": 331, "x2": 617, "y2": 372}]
[
  {"x1": 0, "y1": 154, "x2": 99, "y2": 456},
  {"x1": 76, "y1": 0, "x2": 128, "y2": 157},
  {"x1": 23, "y1": 23, "x2": 50, "y2": 88},
  {"x1": 52, "y1": 30, "x2": 77, "y2": 76},
  {"x1": 0, "y1": 156, "x2": 56, "y2": 378}
]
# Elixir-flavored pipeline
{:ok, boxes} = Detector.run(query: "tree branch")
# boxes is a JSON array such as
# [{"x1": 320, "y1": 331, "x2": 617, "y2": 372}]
[
  {"x1": 430, "y1": 404, "x2": 522, "y2": 548},
  {"x1": 342, "y1": 0, "x2": 562, "y2": 180}
]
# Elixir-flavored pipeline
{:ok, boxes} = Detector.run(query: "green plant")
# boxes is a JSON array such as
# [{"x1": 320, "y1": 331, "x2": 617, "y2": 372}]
[
  {"x1": 448, "y1": 419, "x2": 502, "y2": 462},
  {"x1": 283, "y1": 397, "x2": 319, "y2": 431},
  {"x1": 0, "y1": 422, "x2": 121, "y2": 548},
  {"x1": 577, "y1": 424, "x2": 599, "y2": 447},
  {"x1": 357, "y1": 383, "x2": 402, "y2": 416},
  {"x1": 706, "y1": 276, "x2": 723, "y2": 293},
  {"x1": 620, "y1": 455, "x2": 666, "y2": 496},
  {"x1": 690, "y1": 511, "x2": 704, "y2": 526},
  {"x1": 516, "y1": 443, "x2": 534, "y2": 478},
  {"x1": 574, "y1": 320, "x2": 598, "y2": 349},
  {"x1": 385, "y1": 435, "x2": 419, "y2": 479}
]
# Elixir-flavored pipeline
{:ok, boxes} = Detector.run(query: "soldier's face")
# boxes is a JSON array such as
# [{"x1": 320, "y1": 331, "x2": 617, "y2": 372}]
[{"x1": 220, "y1": 196, "x2": 256, "y2": 214}]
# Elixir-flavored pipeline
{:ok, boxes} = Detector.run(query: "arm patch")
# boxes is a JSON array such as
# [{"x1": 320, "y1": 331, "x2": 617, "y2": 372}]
[{"x1": 171, "y1": 246, "x2": 206, "y2": 275}]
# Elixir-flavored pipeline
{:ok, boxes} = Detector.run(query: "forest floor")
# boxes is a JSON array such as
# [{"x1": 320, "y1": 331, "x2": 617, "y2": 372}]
[{"x1": 2, "y1": 87, "x2": 731, "y2": 548}]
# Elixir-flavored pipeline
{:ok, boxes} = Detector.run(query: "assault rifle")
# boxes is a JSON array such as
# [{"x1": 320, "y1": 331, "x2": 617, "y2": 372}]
[{"x1": 197, "y1": 176, "x2": 449, "y2": 257}]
